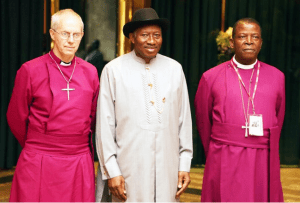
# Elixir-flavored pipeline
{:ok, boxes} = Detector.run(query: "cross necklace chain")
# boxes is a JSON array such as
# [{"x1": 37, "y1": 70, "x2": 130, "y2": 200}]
[
  {"x1": 231, "y1": 60, "x2": 260, "y2": 137},
  {"x1": 49, "y1": 53, "x2": 76, "y2": 100},
  {"x1": 240, "y1": 68, "x2": 254, "y2": 137}
]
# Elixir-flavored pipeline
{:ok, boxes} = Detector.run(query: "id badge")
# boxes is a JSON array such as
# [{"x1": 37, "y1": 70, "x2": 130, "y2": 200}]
[{"x1": 248, "y1": 114, "x2": 264, "y2": 136}]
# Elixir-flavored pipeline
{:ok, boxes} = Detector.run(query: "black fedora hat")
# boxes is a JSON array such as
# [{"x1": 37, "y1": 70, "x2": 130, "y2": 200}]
[{"x1": 123, "y1": 8, "x2": 170, "y2": 38}]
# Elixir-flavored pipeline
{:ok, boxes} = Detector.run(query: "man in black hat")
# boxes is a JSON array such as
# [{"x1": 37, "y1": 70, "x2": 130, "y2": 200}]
[{"x1": 95, "y1": 8, "x2": 193, "y2": 202}]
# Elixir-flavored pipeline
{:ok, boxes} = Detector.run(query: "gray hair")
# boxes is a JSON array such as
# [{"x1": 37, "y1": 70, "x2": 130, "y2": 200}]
[{"x1": 51, "y1": 9, "x2": 84, "y2": 32}]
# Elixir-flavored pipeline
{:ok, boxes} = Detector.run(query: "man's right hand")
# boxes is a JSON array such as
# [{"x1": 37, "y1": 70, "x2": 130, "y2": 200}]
[{"x1": 108, "y1": 175, "x2": 127, "y2": 201}]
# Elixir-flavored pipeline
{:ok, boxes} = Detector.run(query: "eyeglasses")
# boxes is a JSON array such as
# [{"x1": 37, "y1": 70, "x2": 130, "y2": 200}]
[{"x1": 52, "y1": 29, "x2": 83, "y2": 40}]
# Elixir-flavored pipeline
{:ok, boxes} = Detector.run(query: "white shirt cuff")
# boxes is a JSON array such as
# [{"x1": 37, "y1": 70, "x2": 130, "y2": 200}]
[
  {"x1": 103, "y1": 157, "x2": 122, "y2": 179},
  {"x1": 179, "y1": 157, "x2": 192, "y2": 172}
]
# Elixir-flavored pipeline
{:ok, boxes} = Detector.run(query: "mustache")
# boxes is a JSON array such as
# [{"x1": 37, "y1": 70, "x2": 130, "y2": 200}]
[
  {"x1": 243, "y1": 48, "x2": 255, "y2": 51},
  {"x1": 144, "y1": 46, "x2": 157, "y2": 49}
]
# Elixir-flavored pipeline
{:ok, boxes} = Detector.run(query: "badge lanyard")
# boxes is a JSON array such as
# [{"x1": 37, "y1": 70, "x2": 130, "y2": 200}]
[{"x1": 231, "y1": 59, "x2": 262, "y2": 137}]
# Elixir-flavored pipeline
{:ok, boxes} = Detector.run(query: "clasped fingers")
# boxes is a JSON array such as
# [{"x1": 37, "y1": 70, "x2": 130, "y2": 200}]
[{"x1": 108, "y1": 175, "x2": 127, "y2": 201}]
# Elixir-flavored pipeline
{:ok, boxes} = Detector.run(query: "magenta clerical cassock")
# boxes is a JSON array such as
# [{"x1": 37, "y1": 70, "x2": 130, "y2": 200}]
[
  {"x1": 195, "y1": 58, "x2": 285, "y2": 202},
  {"x1": 7, "y1": 50, "x2": 99, "y2": 201}
]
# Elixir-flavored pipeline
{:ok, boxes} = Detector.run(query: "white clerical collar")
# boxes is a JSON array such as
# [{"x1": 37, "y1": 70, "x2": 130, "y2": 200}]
[
  {"x1": 60, "y1": 61, "x2": 72, "y2": 66},
  {"x1": 233, "y1": 55, "x2": 257, "y2": 69},
  {"x1": 49, "y1": 50, "x2": 75, "y2": 66}
]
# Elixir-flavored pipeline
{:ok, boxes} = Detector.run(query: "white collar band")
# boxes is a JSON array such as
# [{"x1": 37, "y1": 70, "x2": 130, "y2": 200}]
[
  {"x1": 233, "y1": 55, "x2": 257, "y2": 69},
  {"x1": 60, "y1": 61, "x2": 72, "y2": 66}
]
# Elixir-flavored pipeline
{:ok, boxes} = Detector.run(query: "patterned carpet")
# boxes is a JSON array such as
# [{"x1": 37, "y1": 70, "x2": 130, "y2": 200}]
[{"x1": 0, "y1": 163, "x2": 299, "y2": 202}]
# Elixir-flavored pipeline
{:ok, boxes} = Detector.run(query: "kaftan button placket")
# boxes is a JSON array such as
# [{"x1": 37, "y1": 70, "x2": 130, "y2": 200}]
[{"x1": 146, "y1": 65, "x2": 152, "y2": 87}]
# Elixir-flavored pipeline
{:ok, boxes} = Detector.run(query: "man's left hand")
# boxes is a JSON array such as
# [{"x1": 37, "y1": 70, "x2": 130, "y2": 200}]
[{"x1": 175, "y1": 171, "x2": 191, "y2": 199}]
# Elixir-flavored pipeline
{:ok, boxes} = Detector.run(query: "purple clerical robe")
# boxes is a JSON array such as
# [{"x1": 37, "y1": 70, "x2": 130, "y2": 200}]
[
  {"x1": 6, "y1": 50, "x2": 99, "y2": 202},
  {"x1": 195, "y1": 59, "x2": 285, "y2": 202}
]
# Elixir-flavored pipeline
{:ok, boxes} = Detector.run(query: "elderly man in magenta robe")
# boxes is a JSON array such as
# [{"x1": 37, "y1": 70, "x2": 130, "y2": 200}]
[
  {"x1": 95, "y1": 8, "x2": 193, "y2": 202},
  {"x1": 195, "y1": 18, "x2": 285, "y2": 202},
  {"x1": 6, "y1": 9, "x2": 99, "y2": 202}
]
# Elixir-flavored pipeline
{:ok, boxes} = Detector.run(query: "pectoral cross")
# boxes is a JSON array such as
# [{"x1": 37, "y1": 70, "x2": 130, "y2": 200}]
[
  {"x1": 62, "y1": 82, "x2": 75, "y2": 100},
  {"x1": 242, "y1": 122, "x2": 249, "y2": 137}
]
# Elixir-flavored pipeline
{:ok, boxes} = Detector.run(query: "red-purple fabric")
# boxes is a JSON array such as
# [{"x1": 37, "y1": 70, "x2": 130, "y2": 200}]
[
  {"x1": 10, "y1": 128, "x2": 95, "y2": 202},
  {"x1": 7, "y1": 50, "x2": 99, "y2": 202},
  {"x1": 195, "y1": 59, "x2": 285, "y2": 202}
]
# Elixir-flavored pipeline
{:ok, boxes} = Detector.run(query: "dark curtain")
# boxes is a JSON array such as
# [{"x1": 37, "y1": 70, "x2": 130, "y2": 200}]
[
  {"x1": 44, "y1": 0, "x2": 52, "y2": 54},
  {"x1": 0, "y1": 0, "x2": 44, "y2": 168},
  {"x1": 152, "y1": 0, "x2": 300, "y2": 165},
  {"x1": 153, "y1": 0, "x2": 222, "y2": 166}
]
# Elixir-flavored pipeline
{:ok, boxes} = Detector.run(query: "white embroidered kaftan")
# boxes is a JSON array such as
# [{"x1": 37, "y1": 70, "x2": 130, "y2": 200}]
[{"x1": 95, "y1": 51, "x2": 193, "y2": 202}]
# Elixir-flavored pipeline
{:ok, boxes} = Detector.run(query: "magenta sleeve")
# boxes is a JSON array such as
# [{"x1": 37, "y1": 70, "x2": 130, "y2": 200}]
[
  {"x1": 7, "y1": 64, "x2": 32, "y2": 147},
  {"x1": 194, "y1": 74, "x2": 213, "y2": 157}
]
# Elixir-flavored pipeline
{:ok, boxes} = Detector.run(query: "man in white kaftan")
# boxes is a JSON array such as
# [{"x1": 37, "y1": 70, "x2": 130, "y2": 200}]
[{"x1": 95, "y1": 8, "x2": 193, "y2": 202}]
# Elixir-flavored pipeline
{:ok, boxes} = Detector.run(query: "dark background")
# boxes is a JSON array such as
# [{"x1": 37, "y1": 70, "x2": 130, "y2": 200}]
[{"x1": 1, "y1": 0, "x2": 299, "y2": 168}]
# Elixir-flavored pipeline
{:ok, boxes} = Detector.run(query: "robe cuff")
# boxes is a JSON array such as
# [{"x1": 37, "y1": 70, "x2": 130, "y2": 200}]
[
  {"x1": 104, "y1": 157, "x2": 122, "y2": 179},
  {"x1": 179, "y1": 157, "x2": 192, "y2": 172}
]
